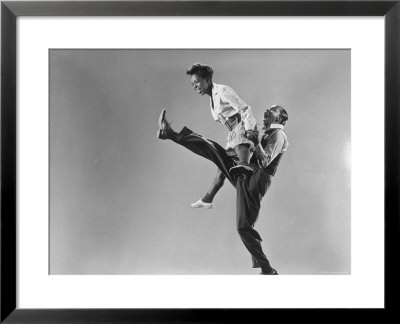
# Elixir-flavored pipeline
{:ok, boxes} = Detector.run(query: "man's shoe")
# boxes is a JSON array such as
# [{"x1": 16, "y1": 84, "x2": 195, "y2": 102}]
[
  {"x1": 190, "y1": 199, "x2": 213, "y2": 209},
  {"x1": 157, "y1": 109, "x2": 171, "y2": 139},
  {"x1": 260, "y1": 268, "x2": 278, "y2": 275},
  {"x1": 229, "y1": 164, "x2": 254, "y2": 177}
]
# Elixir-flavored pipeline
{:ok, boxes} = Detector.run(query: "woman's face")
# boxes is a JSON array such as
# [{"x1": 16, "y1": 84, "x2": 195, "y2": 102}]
[{"x1": 190, "y1": 74, "x2": 211, "y2": 96}]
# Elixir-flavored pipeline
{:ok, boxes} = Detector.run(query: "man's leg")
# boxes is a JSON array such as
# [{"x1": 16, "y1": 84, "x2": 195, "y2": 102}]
[
  {"x1": 235, "y1": 168, "x2": 278, "y2": 274},
  {"x1": 158, "y1": 109, "x2": 235, "y2": 186}
]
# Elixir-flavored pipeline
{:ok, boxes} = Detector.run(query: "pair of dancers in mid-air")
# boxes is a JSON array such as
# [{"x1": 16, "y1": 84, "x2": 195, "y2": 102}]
[{"x1": 158, "y1": 63, "x2": 289, "y2": 275}]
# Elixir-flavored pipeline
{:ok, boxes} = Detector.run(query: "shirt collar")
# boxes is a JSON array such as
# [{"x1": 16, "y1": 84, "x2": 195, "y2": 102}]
[
  {"x1": 211, "y1": 82, "x2": 219, "y2": 97},
  {"x1": 263, "y1": 124, "x2": 284, "y2": 131},
  {"x1": 269, "y1": 124, "x2": 284, "y2": 129}
]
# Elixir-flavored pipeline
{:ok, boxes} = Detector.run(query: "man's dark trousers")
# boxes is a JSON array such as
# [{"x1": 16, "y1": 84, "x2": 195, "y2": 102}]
[{"x1": 169, "y1": 126, "x2": 273, "y2": 270}]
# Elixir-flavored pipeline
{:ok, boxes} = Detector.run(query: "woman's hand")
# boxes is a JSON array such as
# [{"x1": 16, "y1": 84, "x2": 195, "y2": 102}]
[{"x1": 246, "y1": 126, "x2": 259, "y2": 145}]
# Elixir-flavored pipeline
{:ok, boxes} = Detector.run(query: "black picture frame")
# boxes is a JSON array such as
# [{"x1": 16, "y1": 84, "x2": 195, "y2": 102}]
[{"x1": 1, "y1": 1, "x2": 399, "y2": 322}]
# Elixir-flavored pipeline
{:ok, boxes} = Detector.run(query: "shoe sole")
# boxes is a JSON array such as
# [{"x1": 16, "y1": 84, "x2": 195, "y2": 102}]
[
  {"x1": 230, "y1": 168, "x2": 254, "y2": 177},
  {"x1": 159, "y1": 109, "x2": 166, "y2": 128},
  {"x1": 190, "y1": 204, "x2": 213, "y2": 209},
  {"x1": 157, "y1": 109, "x2": 166, "y2": 139}
]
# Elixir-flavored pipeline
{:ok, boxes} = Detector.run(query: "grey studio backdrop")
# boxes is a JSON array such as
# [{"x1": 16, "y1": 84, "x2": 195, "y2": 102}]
[{"x1": 49, "y1": 49, "x2": 350, "y2": 275}]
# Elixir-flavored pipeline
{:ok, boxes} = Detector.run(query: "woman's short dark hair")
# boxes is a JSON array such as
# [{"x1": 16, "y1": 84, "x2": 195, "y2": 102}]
[
  {"x1": 186, "y1": 63, "x2": 214, "y2": 79},
  {"x1": 270, "y1": 105, "x2": 289, "y2": 125}
]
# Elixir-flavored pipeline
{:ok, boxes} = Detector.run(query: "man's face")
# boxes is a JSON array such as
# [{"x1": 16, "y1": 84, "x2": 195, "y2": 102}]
[
  {"x1": 263, "y1": 107, "x2": 280, "y2": 129},
  {"x1": 190, "y1": 74, "x2": 211, "y2": 96}
]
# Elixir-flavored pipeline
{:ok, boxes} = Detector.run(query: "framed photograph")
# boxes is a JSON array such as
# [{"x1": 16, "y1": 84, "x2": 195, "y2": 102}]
[{"x1": 1, "y1": 0, "x2": 399, "y2": 322}]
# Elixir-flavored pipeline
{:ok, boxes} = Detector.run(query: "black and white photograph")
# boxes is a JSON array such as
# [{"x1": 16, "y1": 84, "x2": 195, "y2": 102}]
[{"x1": 49, "y1": 49, "x2": 351, "y2": 275}]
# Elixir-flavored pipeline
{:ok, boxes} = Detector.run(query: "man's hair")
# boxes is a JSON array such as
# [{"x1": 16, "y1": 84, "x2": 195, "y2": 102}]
[
  {"x1": 270, "y1": 105, "x2": 289, "y2": 125},
  {"x1": 186, "y1": 63, "x2": 214, "y2": 79}
]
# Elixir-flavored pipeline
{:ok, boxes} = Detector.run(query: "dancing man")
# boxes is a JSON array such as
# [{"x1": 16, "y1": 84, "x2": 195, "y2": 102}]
[{"x1": 157, "y1": 105, "x2": 289, "y2": 275}]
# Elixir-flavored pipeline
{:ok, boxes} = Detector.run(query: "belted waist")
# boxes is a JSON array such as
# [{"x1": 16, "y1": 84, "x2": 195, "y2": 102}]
[{"x1": 224, "y1": 113, "x2": 241, "y2": 131}]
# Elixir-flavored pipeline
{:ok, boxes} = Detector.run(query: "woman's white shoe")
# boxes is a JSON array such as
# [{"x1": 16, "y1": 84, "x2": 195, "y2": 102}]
[{"x1": 190, "y1": 200, "x2": 213, "y2": 209}]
